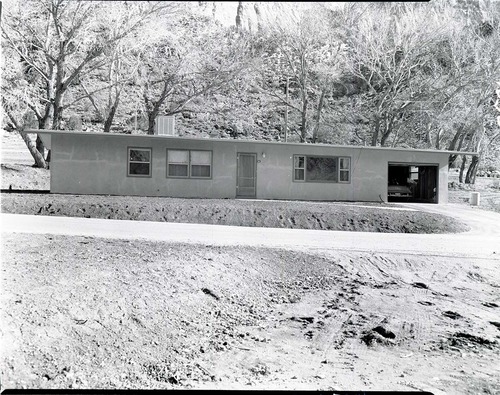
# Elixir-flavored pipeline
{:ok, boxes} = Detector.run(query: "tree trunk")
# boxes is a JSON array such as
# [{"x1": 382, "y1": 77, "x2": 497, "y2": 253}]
[
  {"x1": 36, "y1": 135, "x2": 45, "y2": 161},
  {"x1": 465, "y1": 156, "x2": 479, "y2": 184},
  {"x1": 52, "y1": 95, "x2": 64, "y2": 130},
  {"x1": 236, "y1": 1, "x2": 243, "y2": 30},
  {"x1": 426, "y1": 127, "x2": 432, "y2": 148},
  {"x1": 20, "y1": 131, "x2": 47, "y2": 169},
  {"x1": 459, "y1": 155, "x2": 467, "y2": 183},
  {"x1": 35, "y1": 92, "x2": 54, "y2": 164},
  {"x1": 300, "y1": 96, "x2": 308, "y2": 142},
  {"x1": 254, "y1": 2, "x2": 262, "y2": 31},
  {"x1": 145, "y1": 80, "x2": 173, "y2": 135},
  {"x1": 103, "y1": 95, "x2": 120, "y2": 133},
  {"x1": 147, "y1": 112, "x2": 156, "y2": 135},
  {"x1": 448, "y1": 129, "x2": 467, "y2": 167},
  {"x1": 380, "y1": 115, "x2": 395, "y2": 147},
  {"x1": 380, "y1": 128, "x2": 390, "y2": 146},
  {"x1": 435, "y1": 128, "x2": 441, "y2": 150},
  {"x1": 371, "y1": 115, "x2": 380, "y2": 146},
  {"x1": 2, "y1": 96, "x2": 47, "y2": 168},
  {"x1": 311, "y1": 90, "x2": 325, "y2": 143}
]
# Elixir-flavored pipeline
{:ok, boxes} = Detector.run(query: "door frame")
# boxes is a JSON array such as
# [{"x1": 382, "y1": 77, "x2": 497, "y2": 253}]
[{"x1": 236, "y1": 152, "x2": 257, "y2": 198}]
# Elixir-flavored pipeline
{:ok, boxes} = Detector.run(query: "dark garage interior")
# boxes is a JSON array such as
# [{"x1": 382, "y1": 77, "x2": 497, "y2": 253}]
[{"x1": 388, "y1": 163, "x2": 438, "y2": 203}]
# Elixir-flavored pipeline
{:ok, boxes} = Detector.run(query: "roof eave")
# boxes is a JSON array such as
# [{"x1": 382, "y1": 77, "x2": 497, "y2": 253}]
[{"x1": 27, "y1": 129, "x2": 479, "y2": 156}]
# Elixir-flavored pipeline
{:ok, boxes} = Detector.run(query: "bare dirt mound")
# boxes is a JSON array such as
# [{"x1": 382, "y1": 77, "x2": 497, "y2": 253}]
[{"x1": 0, "y1": 193, "x2": 469, "y2": 234}]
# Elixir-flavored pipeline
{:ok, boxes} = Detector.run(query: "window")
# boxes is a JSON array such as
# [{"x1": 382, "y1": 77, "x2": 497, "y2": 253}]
[
  {"x1": 410, "y1": 166, "x2": 419, "y2": 181},
  {"x1": 294, "y1": 156, "x2": 305, "y2": 181},
  {"x1": 339, "y1": 157, "x2": 350, "y2": 182},
  {"x1": 128, "y1": 148, "x2": 151, "y2": 177},
  {"x1": 190, "y1": 150, "x2": 211, "y2": 178},
  {"x1": 306, "y1": 156, "x2": 338, "y2": 182},
  {"x1": 167, "y1": 150, "x2": 189, "y2": 177},
  {"x1": 293, "y1": 155, "x2": 350, "y2": 183},
  {"x1": 167, "y1": 149, "x2": 212, "y2": 178}
]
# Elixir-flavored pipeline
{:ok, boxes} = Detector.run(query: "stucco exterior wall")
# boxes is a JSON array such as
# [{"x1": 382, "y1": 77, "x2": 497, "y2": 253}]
[{"x1": 47, "y1": 133, "x2": 449, "y2": 203}]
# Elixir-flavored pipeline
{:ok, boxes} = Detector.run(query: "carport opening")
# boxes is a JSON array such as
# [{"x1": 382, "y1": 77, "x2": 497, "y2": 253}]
[{"x1": 388, "y1": 164, "x2": 438, "y2": 203}]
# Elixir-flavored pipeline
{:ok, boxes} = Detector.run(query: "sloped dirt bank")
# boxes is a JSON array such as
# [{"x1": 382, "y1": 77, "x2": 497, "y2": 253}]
[
  {"x1": 1, "y1": 233, "x2": 499, "y2": 393},
  {"x1": 0, "y1": 193, "x2": 468, "y2": 234}
]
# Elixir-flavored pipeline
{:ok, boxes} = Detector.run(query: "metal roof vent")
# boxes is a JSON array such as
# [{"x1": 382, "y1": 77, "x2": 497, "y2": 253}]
[{"x1": 154, "y1": 115, "x2": 176, "y2": 136}]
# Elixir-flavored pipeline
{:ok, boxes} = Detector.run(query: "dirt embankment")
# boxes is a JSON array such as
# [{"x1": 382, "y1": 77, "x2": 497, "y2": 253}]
[
  {"x1": 2, "y1": 233, "x2": 499, "y2": 392},
  {"x1": 0, "y1": 193, "x2": 469, "y2": 234}
]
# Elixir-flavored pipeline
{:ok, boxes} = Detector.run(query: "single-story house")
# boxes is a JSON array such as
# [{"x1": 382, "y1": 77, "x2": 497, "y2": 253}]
[{"x1": 33, "y1": 129, "x2": 474, "y2": 204}]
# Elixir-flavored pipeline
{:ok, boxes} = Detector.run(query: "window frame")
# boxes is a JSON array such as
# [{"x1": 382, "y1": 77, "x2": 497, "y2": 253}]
[
  {"x1": 189, "y1": 149, "x2": 212, "y2": 179},
  {"x1": 166, "y1": 149, "x2": 212, "y2": 179},
  {"x1": 293, "y1": 154, "x2": 351, "y2": 184},
  {"x1": 166, "y1": 149, "x2": 190, "y2": 178},
  {"x1": 293, "y1": 155, "x2": 306, "y2": 182},
  {"x1": 339, "y1": 157, "x2": 351, "y2": 183},
  {"x1": 292, "y1": 155, "x2": 307, "y2": 182},
  {"x1": 127, "y1": 147, "x2": 152, "y2": 178}
]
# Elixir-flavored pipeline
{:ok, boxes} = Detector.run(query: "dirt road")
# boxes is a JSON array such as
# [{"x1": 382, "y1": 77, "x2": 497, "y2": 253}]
[
  {"x1": 2, "y1": 206, "x2": 499, "y2": 260},
  {"x1": 398, "y1": 202, "x2": 500, "y2": 235}
]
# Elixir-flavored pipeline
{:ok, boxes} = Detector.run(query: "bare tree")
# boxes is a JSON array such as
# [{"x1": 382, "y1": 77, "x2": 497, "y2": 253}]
[
  {"x1": 135, "y1": 14, "x2": 251, "y2": 135},
  {"x1": 435, "y1": 2, "x2": 499, "y2": 182},
  {"x1": 341, "y1": 3, "x2": 449, "y2": 147},
  {"x1": 257, "y1": 6, "x2": 343, "y2": 143},
  {"x1": 1, "y1": 0, "x2": 173, "y2": 167}
]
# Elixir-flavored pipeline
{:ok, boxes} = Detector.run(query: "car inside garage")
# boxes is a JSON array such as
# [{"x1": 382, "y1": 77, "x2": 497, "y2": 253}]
[{"x1": 388, "y1": 163, "x2": 438, "y2": 203}]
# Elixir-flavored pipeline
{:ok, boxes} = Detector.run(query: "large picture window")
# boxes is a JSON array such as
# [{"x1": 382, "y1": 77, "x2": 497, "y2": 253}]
[
  {"x1": 293, "y1": 155, "x2": 350, "y2": 183},
  {"x1": 167, "y1": 149, "x2": 212, "y2": 178},
  {"x1": 128, "y1": 147, "x2": 151, "y2": 177}
]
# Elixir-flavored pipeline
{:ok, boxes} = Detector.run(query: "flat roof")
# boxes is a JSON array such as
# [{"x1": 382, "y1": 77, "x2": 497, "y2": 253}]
[{"x1": 29, "y1": 129, "x2": 478, "y2": 156}]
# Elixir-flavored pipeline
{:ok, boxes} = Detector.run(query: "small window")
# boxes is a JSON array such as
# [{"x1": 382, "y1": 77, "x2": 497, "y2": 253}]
[
  {"x1": 410, "y1": 166, "x2": 419, "y2": 181},
  {"x1": 190, "y1": 150, "x2": 211, "y2": 178},
  {"x1": 167, "y1": 149, "x2": 212, "y2": 179},
  {"x1": 339, "y1": 157, "x2": 350, "y2": 183},
  {"x1": 293, "y1": 155, "x2": 350, "y2": 183},
  {"x1": 128, "y1": 148, "x2": 151, "y2": 177},
  {"x1": 167, "y1": 150, "x2": 189, "y2": 177},
  {"x1": 294, "y1": 155, "x2": 305, "y2": 181}
]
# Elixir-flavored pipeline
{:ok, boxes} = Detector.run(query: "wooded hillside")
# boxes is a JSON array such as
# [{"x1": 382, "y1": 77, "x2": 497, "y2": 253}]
[{"x1": 1, "y1": 0, "x2": 499, "y2": 182}]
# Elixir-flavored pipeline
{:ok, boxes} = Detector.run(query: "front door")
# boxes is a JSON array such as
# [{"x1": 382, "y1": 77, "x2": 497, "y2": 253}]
[{"x1": 236, "y1": 153, "x2": 257, "y2": 198}]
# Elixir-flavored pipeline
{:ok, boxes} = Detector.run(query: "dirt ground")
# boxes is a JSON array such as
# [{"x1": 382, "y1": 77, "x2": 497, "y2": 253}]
[
  {"x1": 2, "y1": 130, "x2": 500, "y2": 393},
  {"x1": 0, "y1": 192, "x2": 469, "y2": 234},
  {"x1": 1, "y1": 234, "x2": 499, "y2": 393}
]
